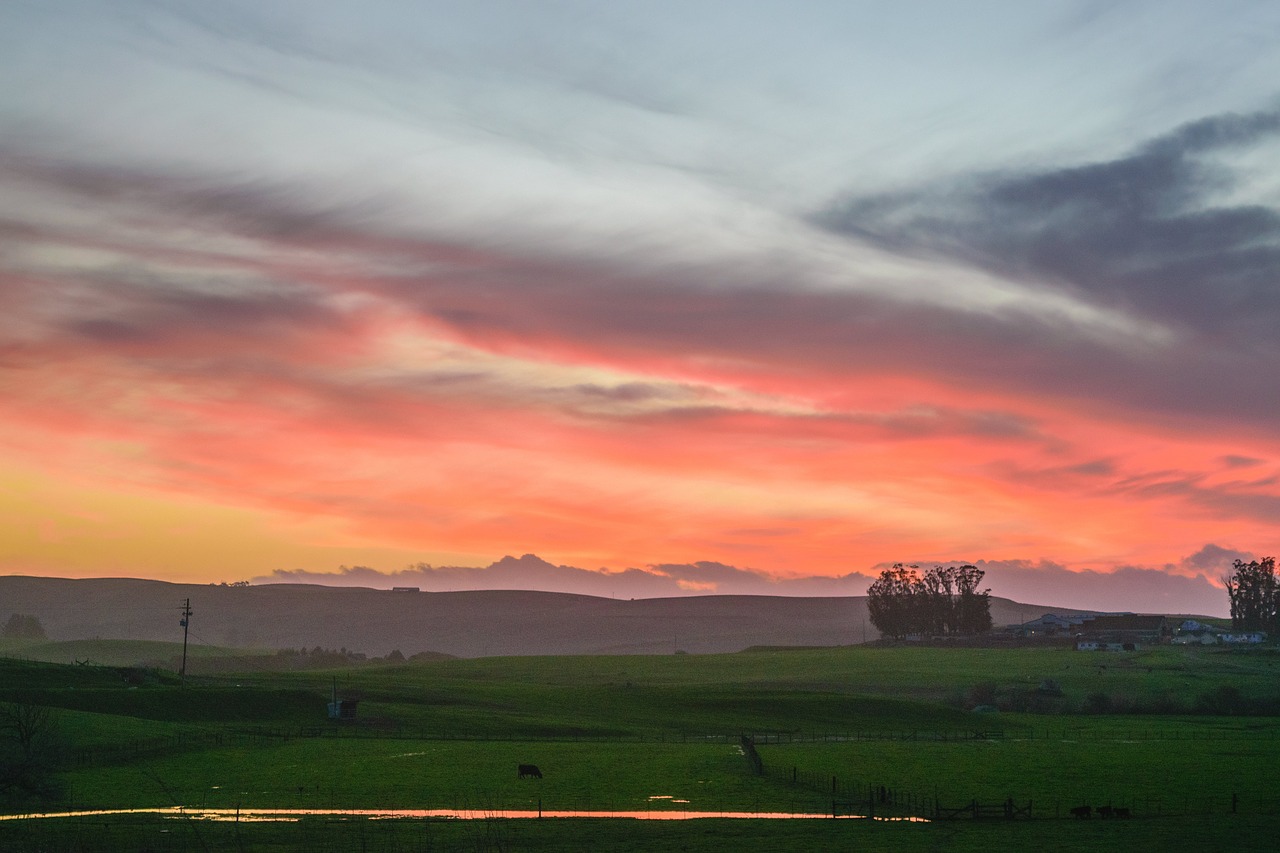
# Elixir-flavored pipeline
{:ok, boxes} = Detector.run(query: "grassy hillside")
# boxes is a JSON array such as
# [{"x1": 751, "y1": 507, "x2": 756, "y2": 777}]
[
  {"x1": 0, "y1": 638, "x2": 266, "y2": 668},
  {"x1": 0, "y1": 575, "x2": 1085, "y2": 657},
  {"x1": 2, "y1": 645, "x2": 1278, "y2": 851}
]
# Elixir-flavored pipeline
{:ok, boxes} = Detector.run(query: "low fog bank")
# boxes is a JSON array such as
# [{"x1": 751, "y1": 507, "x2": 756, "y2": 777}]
[{"x1": 253, "y1": 547, "x2": 1234, "y2": 618}]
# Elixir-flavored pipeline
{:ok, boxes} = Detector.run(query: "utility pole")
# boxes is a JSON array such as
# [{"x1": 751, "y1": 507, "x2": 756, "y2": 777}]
[{"x1": 179, "y1": 598, "x2": 192, "y2": 687}]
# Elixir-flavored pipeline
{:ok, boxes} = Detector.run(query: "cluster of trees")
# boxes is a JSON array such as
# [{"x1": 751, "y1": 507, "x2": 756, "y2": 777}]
[
  {"x1": 184, "y1": 646, "x2": 443, "y2": 675},
  {"x1": 2, "y1": 615, "x2": 46, "y2": 641},
  {"x1": 867, "y1": 563, "x2": 992, "y2": 640},
  {"x1": 1223, "y1": 557, "x2": 1277, "y2": 632}
]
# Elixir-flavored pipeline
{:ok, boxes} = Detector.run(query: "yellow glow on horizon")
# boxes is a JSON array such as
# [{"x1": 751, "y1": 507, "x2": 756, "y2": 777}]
[{"x1": 0, "y1": 463, "x2": 475, "y2": 583}]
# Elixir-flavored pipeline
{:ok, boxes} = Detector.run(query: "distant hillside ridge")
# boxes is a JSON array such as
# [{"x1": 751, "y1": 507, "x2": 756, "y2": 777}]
[{"x1": 2, "y1": 575, "x2": 1088, "y2": 658}]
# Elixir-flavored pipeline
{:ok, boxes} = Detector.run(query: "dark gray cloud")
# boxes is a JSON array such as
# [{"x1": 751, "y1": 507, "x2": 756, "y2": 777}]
[
  {"x1": 0, "y1": 269, "x2": 350, "y2": 364},
  {"x1": 1181, "y1": 542, "x2": 1253, "y2": 573},
  {"x1": 820, "y1": 106, "x2": 1280, "y2": 338},
  {"x1": 567, "y1": 382, "x2": 678, "y2": 404},
  {"x1": 1220, "y1": 454, "x2": 1264, "y2": 468},
  {"x1": 969, "y1": 556, "x2": 1228, "y2": 617},
  {"x1": 0, "y1": 143, "x2": 399, "y2": 252}
]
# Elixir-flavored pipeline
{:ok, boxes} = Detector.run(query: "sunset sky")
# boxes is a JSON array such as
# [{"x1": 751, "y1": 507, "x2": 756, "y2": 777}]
[{"x1": 3, "y1": 2, "x2": 1279, "y2": 615}]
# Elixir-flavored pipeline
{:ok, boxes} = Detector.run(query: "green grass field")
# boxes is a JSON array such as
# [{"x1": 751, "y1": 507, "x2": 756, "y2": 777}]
[
  {"x1": 2, "y1": 644, "x2": 1278, "y2": 851},
  {"x1": 0, "y1": 637, "x2": 268, "y2": 668}
]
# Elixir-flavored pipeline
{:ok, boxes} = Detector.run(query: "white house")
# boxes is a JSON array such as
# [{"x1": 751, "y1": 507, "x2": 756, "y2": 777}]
[{"x1": 1222, "y1": 632, "x2": 1267, "y2": 644}]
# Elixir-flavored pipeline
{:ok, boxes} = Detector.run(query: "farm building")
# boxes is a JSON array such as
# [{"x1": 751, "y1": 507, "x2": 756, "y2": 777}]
[
  {"x1": 1173, "y1": 620, "x2": 1227, "y2": 645},
  {"x1": 1172, "y1": 632, "x2": 1221, "y2": 646},
  {"x1": 1222, "y1": 631, "x2": 1267, "y2": 644},
  {"x1": 1013, "y1": 613, "x2": 1090, "y2": 636},
  {"x1": 1075, "y1": 641, "x2": 1136, "y2": 652},
  {"x1": 1073, "y1": 614, "x2": 1169, "y2": 647},
  {"x1": 326, "y1": 680, "x2": 360, "y2": 721}
]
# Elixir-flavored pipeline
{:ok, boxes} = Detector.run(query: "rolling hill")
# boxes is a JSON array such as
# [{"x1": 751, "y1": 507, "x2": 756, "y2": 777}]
[{"x1": 1, "y1": 575, "x2": 1084, "y2": 659}]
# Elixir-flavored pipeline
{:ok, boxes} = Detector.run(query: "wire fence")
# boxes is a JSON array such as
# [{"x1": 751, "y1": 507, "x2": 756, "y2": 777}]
[
  {"x1": 68, "y1": 721, "x2": 1280, "y2": 770},
  {"x1": 761, "y1": 754, "x2": 1280, "y2": 821}
]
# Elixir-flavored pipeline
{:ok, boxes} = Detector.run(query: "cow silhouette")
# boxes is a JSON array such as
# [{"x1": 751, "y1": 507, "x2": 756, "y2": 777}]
[
  {"x1": 1070, "y1": 805, "x2": 1091, "y2": 819},
  {"x1": 518, "y1": 764, "x2": 543, "y2": 779}
]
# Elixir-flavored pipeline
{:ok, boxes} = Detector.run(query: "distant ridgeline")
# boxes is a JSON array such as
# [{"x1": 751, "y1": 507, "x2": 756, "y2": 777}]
[{"x1": 0, "y1": 575, "x2": 1155, "y2": 659}]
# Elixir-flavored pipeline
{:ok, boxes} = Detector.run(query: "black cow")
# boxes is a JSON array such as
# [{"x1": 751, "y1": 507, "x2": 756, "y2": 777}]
[
  {"x1": 518, "y1": 764, "x2": 543, "y2": 779},
  {"x1": 1070, "y1": 805, "x2": 1091, "y2": 819},
  {"x1": 1096, "y1": 805, "x2": 1114, "y2": 819}
]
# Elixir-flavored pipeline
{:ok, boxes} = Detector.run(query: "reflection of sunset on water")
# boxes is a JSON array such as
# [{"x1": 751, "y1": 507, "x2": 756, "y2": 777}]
[{"x1": 0, "y1": 807, "x2": 930, "y2": 823}]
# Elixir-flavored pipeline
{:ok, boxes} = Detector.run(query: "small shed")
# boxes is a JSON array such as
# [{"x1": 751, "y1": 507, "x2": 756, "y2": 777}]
[
  {"x1": 1017, "y1": 613, "x2": 1089, "y2": 636},
  {"x1": 327, "y1": 679, "x2": 360, "y2": 721},
  {"x1": 1172, "y1": 633, "x2": 1220, "y2": 646},
  {"x1": 1075, "y1": 614, "x2": 1168, "y2": 645},
  {"x1": 1075, "y1": 641, "x2": 1135, "y2": 652},
  {"x1": 328, "y1": 698, "x2": 360, "y2": 721}
]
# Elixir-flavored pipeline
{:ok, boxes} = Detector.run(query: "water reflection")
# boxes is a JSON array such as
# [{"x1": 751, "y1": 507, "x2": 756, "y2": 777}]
[{"x1": 1, "y1": 806, "x2": 928, "y2": 823}]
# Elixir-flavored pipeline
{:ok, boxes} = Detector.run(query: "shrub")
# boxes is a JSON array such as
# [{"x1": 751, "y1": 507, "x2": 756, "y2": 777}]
[
  {"x1": 1084, "y1": 691, "x2": 1111, "y2": 714},
  {"x1": 1194, "y1": 685, "x2": 1246, "y2": 715}
]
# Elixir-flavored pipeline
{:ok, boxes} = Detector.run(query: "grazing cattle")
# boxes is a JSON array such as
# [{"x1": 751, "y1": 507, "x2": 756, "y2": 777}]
[
  {"x1": 518, "y1": 764, "x2": 543, "y2": 779},
  {"x1": 1070, "y1": 805, "x2": 1092, "y2": 819},
  {"x1": 1096, "y1": 805, "x2": 1113, "y2": 819},
  {"x1": 1114, "y1": 807, "x2": 1131, "y2": 819}
]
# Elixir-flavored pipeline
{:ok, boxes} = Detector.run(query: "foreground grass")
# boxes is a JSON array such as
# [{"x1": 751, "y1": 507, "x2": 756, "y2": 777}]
[
  {"x1": 4, "y1": 646, "x2": 1280, "y2": 850},
  {"x1": 56, "y1": 722, "x2": 1280, "y2": 818},
  {"x1": 63, "y1": 739, "x2": 829, "y2": 814}
]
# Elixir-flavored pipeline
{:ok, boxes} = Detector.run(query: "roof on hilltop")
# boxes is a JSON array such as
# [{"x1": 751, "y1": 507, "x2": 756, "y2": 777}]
[{"x1": 1081, "y1": 614, "x2": 1167, "y2": 631}]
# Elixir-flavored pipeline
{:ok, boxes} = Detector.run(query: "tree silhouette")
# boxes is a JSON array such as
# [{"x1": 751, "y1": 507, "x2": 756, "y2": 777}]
[
  {"x1": 867, "y1": 564, "x2": 991, "y2": 639},
  {"x1": 867, "y1": 564, "x2": 920, "y2": 640},
  {"x1": 1223, "y1": 557, "x2": 1277, "y2": 632}
]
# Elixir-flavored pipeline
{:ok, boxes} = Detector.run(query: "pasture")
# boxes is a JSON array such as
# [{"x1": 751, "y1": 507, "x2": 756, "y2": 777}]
[{"x1": 2, "y1": 644, "x2": 1279, "y2": 850}]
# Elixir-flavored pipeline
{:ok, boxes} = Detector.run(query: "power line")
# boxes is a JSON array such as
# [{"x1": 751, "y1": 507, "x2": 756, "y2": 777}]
[{"x1": 179, "y1": 598, "x2": 192, "y2": 687}]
